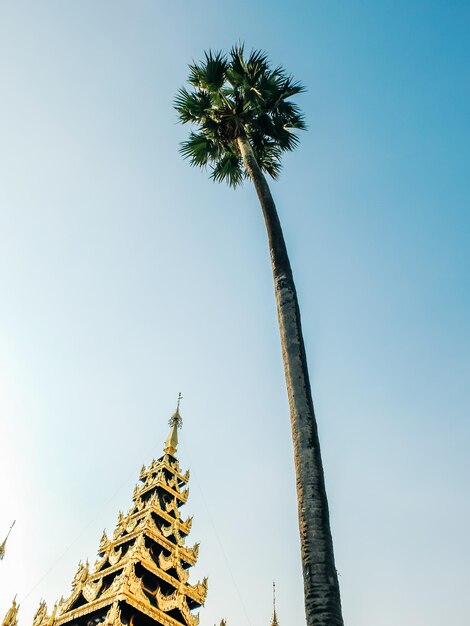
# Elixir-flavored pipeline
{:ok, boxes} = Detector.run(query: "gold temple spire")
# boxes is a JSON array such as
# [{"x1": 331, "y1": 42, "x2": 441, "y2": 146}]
[
  {"x1": 0, "y1": 520, "x2": 16, "y2": 561},
  {"x1": 45, "y1": 400, "x2": 206, "y2": 626},
  {"x1": 164, "y1": 392, "x2": 183, "y2": 456}
]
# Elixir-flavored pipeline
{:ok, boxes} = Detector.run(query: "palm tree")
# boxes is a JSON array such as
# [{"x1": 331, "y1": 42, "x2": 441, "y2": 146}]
[{"x1": 175, "y1": 45, "x2": 344, "y2": 626}]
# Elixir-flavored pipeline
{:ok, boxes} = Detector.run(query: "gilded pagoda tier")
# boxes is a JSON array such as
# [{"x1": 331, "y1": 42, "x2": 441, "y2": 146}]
[{"x1": 23, "y1": 411, "x2": 210, "y2": 626}]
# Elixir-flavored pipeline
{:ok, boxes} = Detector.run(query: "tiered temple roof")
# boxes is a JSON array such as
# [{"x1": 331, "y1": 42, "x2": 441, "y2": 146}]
[{"x1": 6, "y1": 405, "x2": 208, "y2": 626}]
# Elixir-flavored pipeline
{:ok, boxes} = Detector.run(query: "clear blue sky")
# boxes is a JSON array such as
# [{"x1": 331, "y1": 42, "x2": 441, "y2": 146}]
[{"x1": 1, "y1": 2, "x2": 469, "y2": 625}]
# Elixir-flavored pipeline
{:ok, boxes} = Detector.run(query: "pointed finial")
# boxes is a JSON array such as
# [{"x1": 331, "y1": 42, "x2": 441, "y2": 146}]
[
  {"x1": 164, "y1": 394, "x2": 183, "y2": 455},
  {"x1": 169, "y1": 393, "x2": 183, "y2": 429},
  {"x1": 0, "y1": 520, "x2": 16, "y2": 561}
]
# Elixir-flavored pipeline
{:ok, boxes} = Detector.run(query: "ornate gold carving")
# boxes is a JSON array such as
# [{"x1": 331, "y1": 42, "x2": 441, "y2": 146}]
[
  {"x1": 192, "y1": 577, "x2": 208, "y2": 603},
  {"x1": 119, "y1": 496, "x2": 192, "y2": 539},
  {"x1": 82, "y1": 578, "x2": 102, "y2": 603},
  {"x1": 155, "y1": 588, "x2": 178, "y2": 611},
  {"x1": 32, "y1": 601, "x2": 48, "y2": 626},
  {"x1": 54, "y1": 598, "x2": 118, "y2": 626},
  {"x1": 108, "y1": 545, "x2": 123, "y2": 566},
  {"x1": 165, "y1": 498, "x2": 179, "y2": 515},
  {"x1": 71, "y1": 560, "x2": 89, "y2": 591},
  {"x1": 113, "y1": 515, "x2": 124, "y2": 540},
  {"x1": 55, "y1": 596, "x2": 65, "y2": 618},
  {"x1": 140, "y1": 509, "x2": 160, "y2": 533},
  {"x1": 57, "y1": 562, "x2": 84, "y2": 614},
  {"x1": 114, "y1": 508, "x2": 141, "y2": 540},
  {"x1": 155, "y1": 589, "x2": 200, "y2": 626},
  {"x1": 99, "y1": 569, "x2": 126, "y2": 600},
  {"x1": 103, "y1": 601, "x2": 125, "y2": 626},
  {"x1": 158, "y1": 548, "x2": 189, "y2": 584},
  {"x1": 167, "y1": 474, "x2": 178, "y2": 489},
  {"x1": 129, "y1": 533, "x2": 147, "y2": 561},
  {"x1": 134, "y1": 468, "x2": 188, "y2": 503},
  {"x1": 148, "y1": 490, "x2": 159, "y2": 506},
  {"x1": 1, "y1": 598, "x2": 19, "y2": 626},
  {"x1": 99, "y1": 530, "x2": 110, "y2": 554},
  {"x1": 93, "y1": 554, "x2": 107, "y2": 573},
  {"x1": 161, "y1": 519, "x2": 184, "y2": 543},
  {"x1": 125, "y1": 516, "x2": 138, "y2": 534},
  {"x1": 189, "y1": 542, "x2": 200, "y2": 560},
  {"x1": 122, "y1": 561, "x2": 149, "y2": 605}
]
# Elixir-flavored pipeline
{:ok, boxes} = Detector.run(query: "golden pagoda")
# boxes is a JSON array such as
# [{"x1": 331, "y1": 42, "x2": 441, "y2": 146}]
[{"x1": 11, "y1": 403, "x2": 209, "y2": 626}]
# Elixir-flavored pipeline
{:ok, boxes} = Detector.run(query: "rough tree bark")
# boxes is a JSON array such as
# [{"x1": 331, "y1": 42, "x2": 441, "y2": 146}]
[{"x1": 237, "y1": 135, "x2": 344, "y2": 626}]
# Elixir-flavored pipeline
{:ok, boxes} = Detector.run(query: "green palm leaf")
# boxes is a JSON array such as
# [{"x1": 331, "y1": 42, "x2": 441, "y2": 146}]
[
  {"x1": 210, "y1": 150, "x2": 245, "y2": 187},
  {"x1": 179, "y1": 132, "x2": 219, "y2": 167}
]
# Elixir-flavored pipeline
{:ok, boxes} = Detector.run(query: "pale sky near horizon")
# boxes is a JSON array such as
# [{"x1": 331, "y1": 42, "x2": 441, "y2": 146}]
[{"x1": 1, "y1": 2, "x2": 469, "y2": 625}]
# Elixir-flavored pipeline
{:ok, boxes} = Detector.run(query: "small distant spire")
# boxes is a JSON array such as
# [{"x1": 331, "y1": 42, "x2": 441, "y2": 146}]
[
  {"x1": 164, "y1": 393, "x2": 183, "y2": 455},
  {"x1": 0, "y1": 520, "x2": 16, "y2": 561},
  {"x1": 271, "y1": 581, "x2": 279, "y2": 626}
]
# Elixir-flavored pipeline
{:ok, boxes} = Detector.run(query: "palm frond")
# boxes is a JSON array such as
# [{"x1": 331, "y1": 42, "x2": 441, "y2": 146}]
[
  {"x1": 252, "y1": 142, "x2": 283, "y2": 180},
  {"x1": 179, "y1": 132, "x2": 219, "y2": 167},
  {"x1": 174, "y1": 88, "x2": 212, "y2": 124},
  {"x1": 189, "y1": 50, "x2": 228, "y2": 92},
  {"x1": 245, "y1": 49, "x2": 270, "y2": 84},
  {"x1": 227, "y1": 44, "x2": 247, "y2": 87},
  {"x1": 280, "y1": 76, "x2": 306, "y2": 98},
  {"x1": 210, "y1": 150, "x2": 245, "y2": 187}
]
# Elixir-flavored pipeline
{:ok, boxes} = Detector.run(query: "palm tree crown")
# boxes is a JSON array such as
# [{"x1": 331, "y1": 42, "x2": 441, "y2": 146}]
[{"x1": 174, "y1": 45, "x2": 306, "y2": 187}]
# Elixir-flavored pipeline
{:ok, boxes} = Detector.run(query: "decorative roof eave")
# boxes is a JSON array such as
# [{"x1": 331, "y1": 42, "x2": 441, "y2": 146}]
[
  {"x1": 87, "y1": 552, "x2": 207, "y2": 606},
  {"x1": 55, "y1": 578, "x2": 200, "y2": 626},
  {"x1": 61, "y1": 529, "x2": 202, "y2": 617},
  {"x1": 108, "y1": 517, "x2": 199, "y2": 567},
  {"x1": 140, "y1": 461, "x2": 190, "y2": 486},
  {"x1": 134, "y1": 476, "x2": 189, "y2": 504},
  {"x1": 31, "y1": 600, "x2": 57, "y2": 626},
  {"x1": 143, "y1": 456, "x2": 184, "y2": 478},
  {"x1": 112, "y1": 497, "x2": 192, "y2": 541}
]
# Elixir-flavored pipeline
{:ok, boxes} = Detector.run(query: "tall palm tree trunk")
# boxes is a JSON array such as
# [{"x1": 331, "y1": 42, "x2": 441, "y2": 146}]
[{"x1": 237, "y1": 136, "x2": 344, "y2": 626}]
